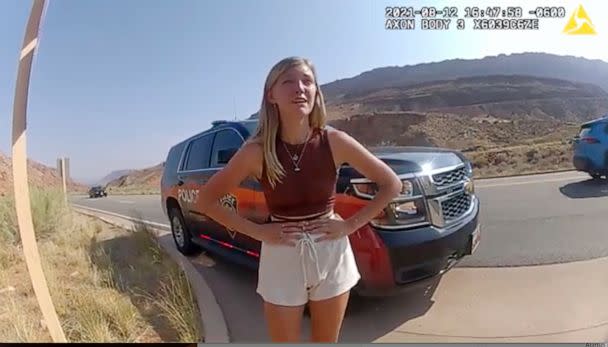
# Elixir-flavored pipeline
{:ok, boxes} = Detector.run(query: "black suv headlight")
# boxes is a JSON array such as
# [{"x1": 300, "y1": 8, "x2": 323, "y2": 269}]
[
  {"x1": 350, "y1": 177, "x2": 430, "y2": 230},
  {"x1": 464, "y1": 160, "x2": 474, "y2": 177}
]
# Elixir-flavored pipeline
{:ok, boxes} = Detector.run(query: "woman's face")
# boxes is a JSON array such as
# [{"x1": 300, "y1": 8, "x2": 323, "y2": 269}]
[{"x1": 268, "y1": 64, "x2": 317, "y2": 119}]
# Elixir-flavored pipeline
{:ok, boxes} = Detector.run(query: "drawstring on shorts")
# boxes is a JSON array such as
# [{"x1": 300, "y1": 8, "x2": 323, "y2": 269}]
[
  {"x1": 295, "y1": 231, "x2": 322, "y2": 290},
  {"x1": 257, "y1": 210, "x2": 361, "y2": 306},
  {"x1": 270, "y1": 211, "x2": 335, "y2": 291}
]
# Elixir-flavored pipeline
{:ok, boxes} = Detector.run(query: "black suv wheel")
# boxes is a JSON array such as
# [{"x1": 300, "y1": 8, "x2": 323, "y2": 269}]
[
  {"x1": 590, "y1": 173, "x2": 603, "y2": 180},
  {"x1": 168, "y1": 207, "x2": 200, "y2": 255}
]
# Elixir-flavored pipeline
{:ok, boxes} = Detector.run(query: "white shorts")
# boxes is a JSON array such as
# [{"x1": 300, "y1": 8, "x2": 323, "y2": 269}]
[{"x1": 256, "y1": 212, "x2": 361, "y2": 306}]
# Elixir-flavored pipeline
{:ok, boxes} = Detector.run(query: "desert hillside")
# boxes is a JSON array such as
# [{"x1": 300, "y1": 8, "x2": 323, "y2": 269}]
[
  {"x1": 97, "y1": 169, "x2": 134, "y2": 186},
  {"x1": 326, "y1": 74, "x2": 608, "y2": 149},
  {"x1": 324, "y1": 74, "x2": 605, "y2": 178},
  {"x1": 0, "y1": 152, "x2": 88, "y2": 197},
  {"x1": 104, "y1": 163, "x2": 164, "y2": 195},
  {"x1": 100, "y1": 53, "x2": 608, "y2": 192},
  {"x1": 326, "y1": 74, "x2": 608, "y2": 121}
]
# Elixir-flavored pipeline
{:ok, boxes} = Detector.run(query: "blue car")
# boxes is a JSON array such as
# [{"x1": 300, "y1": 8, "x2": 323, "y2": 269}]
[{"x1": 572, "y1": 115, "x2": 608, "y2": 180}]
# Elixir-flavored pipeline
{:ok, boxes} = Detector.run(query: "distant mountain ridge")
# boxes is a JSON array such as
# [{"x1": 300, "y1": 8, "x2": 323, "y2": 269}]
[
  {"x1": 96, "y1": 169, "x2": 134, "y2": 186},
  {"x1": 321, "y1": 52, "x2": 608, "y2": 101},
  {"x1": 326, "y1": 74, "x2": 608, "y2": 122}
]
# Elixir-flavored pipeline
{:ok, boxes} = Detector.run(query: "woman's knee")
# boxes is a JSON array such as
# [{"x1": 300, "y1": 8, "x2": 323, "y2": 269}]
[
  {"x1": 308, "y1": 291, "x2": 350, "y2": 342},
  {"x1": 263, "y1": 301, "x2": 305, "y2": 342}
]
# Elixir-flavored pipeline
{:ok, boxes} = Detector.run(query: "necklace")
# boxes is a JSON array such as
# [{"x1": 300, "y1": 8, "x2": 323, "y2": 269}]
[{"x1": 282, "y1": 130, "x2": 312, "y2": 172}]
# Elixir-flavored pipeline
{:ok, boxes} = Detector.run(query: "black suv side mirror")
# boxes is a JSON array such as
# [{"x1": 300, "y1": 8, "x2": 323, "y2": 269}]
[{"x1": 217, "y1": 147, "x2": 239, "y2": 164}]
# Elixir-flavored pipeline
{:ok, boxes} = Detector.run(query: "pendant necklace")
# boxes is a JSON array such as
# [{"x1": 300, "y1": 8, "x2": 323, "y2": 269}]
[{"x1": 282, "y1": 130, "x2": 311, "y2": 172}]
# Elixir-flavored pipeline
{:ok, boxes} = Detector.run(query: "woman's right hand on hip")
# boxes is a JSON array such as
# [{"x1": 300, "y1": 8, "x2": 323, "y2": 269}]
[{"x1": 254, "y1": 222, "x2": 304, "y2": 246}]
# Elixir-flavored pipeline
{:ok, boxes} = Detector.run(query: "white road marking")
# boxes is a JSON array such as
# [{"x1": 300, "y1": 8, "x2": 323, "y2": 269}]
[
  {"x1": 476, "y1": 170, "x2": 579, "y2": 182},
  {"x1": 477, "y1": 176, "x2": 585, "y2": 188},
  {"x1": 118, "y1": 200, "x2": 135, "y2": 204},
  {"x1": 72, "y1": 204, "x2": 171, "y2": 230}
]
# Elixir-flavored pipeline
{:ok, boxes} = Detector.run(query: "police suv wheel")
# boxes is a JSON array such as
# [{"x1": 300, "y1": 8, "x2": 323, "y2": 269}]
[{"x1": 169, "y1": 207, "x2": 200, "y2": 256}]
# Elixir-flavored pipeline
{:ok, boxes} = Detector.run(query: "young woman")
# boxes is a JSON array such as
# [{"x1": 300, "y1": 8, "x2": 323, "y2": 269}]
[{"x1": 196, "y1": 57, "x2": 401, "y2": 342}]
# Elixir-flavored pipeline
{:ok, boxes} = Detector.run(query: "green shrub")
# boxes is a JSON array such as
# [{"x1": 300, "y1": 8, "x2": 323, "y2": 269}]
[{"x1": 0, "y1": 188, "x2": 70, "y2": 244}]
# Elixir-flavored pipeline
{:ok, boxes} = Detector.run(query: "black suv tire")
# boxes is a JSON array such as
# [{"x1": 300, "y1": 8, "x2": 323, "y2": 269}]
[
  {"x1": 168, "y1": 207, "x2": 200, "y2": 256},
  {"x1": 590, "y1": 173, "x2": 603, "y2": 180}
]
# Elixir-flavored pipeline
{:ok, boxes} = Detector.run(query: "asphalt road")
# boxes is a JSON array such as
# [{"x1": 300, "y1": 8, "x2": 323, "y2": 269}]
[{"x1": 70, "y1": 170, "x2": 608, "y2": 267}]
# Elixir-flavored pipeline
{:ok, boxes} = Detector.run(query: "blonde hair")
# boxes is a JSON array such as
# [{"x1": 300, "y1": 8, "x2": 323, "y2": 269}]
[{"x1": 248, "y1": 57, "x2": 328, "y2": 189}]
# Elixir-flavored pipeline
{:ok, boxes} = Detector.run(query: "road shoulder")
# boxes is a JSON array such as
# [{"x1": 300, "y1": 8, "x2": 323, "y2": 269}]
[{"x1": 379, "y1": 256, "x2": 608, "y2": 342}]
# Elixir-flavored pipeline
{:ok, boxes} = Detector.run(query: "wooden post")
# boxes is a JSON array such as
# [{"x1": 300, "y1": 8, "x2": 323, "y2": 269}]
[{"x1": 60, "y1": 157, "x2": 68, "y2": 205}]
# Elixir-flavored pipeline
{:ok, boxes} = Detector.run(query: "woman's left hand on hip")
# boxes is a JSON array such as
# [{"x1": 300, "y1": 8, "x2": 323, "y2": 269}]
[{"x1": 301, "y1": 218, "x2": 353, "y2": 242}]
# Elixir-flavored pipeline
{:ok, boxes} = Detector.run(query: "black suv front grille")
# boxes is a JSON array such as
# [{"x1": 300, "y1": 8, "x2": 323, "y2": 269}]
[
  {"x1": 441, "y1": 192, "x2": 472, "y2": 222},
  {"x1": 432, "y1": 166, "x2": 467, "y2": 188}
]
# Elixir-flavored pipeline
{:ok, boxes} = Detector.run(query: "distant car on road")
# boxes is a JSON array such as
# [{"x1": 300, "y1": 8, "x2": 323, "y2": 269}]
[
  {"x1": 572, "y1": 115, "x2": 608, "y2": 180},
  {"x1": 88, "y1": 186, "x2": 107, "y2": 198},
  {"x1": 160, "y1": 117, "x2": 481, "y2": 297}
]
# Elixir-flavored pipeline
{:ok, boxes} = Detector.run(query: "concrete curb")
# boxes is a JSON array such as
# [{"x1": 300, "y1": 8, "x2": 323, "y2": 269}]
[{"x1": 71, "y1": 205, "x2": 230, "y2": 343}]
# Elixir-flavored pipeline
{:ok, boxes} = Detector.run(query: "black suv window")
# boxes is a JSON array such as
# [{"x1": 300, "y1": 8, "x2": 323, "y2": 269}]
[
  {"x1": 211, "y1": 129, "x2": 244, "y2": 167},
  {"x1": 164, "y1": 143, "x2": 186, "y2": 176},
  {"x1": 183, "y1": 134, "x2": 214, "y2": 171}
]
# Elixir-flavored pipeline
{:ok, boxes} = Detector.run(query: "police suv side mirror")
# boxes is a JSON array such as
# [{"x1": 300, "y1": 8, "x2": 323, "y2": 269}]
[{"x1": 217, "y1": 147, "x2": 239, "y2": 164}]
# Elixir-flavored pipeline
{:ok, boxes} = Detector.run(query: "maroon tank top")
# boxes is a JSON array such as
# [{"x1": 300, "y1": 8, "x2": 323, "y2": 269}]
[{"x1": 260, "y1": 127, "x2": 338, "y2": 218}]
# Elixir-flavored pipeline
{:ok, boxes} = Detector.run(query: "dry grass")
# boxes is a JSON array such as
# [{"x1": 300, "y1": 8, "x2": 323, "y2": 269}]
[
  {"x1": 105, "y1": 186, "x2": 160, "y2": 195},
  {"x1": 0, "y1": 188, "x2": 202, "y2": 343},
  {"x1": 140, "y1": 260, "x2": 201, "y2": 342},
  {"x1": 327, "y1": 112, "x2": 582, "y2": 179},
  {"x1": 468, "y1": 141, "x2": 575, "y2": 178}
]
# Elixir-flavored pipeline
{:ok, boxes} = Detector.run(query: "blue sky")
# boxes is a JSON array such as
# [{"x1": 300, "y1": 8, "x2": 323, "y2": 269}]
[{"x1": 1, "y1": 0, "x2": 607, "y2": 184}]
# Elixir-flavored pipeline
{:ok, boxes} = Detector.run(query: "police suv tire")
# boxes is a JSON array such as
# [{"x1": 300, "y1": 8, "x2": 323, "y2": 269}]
[{"x1": 169, "y1": 207, "x2": 200, "y2": 256}]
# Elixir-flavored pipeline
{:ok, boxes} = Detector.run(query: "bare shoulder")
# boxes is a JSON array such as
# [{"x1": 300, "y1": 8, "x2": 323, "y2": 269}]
[
  {"x1": 201, "y1": 139, "x2": 264, "y2": 197},
  {"x1": 326, "y1": 126, "x2": 355, "y2": 143},
  {"x1": 240, "y1": 139, "x2": 264, "y2": 157},
  {"x1": 238, "y1": 140, "x2": 264, "y2": 179},
  {"x1": 326, "y1": 127, "x2": 365, "y2": 163}
]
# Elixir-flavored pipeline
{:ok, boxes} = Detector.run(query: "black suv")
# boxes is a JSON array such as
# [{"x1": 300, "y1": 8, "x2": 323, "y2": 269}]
[{"x1": 88, "y1": 186, "x2": 107, "y2": 198}]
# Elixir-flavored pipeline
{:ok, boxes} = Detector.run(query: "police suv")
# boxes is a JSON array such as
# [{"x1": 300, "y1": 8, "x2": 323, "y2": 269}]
[{"x1": 160, "y1": 117, "x2": 481, "y2": 296}]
